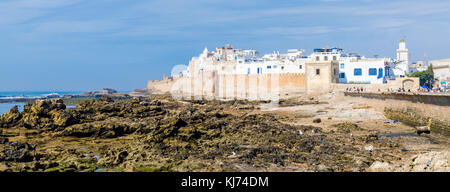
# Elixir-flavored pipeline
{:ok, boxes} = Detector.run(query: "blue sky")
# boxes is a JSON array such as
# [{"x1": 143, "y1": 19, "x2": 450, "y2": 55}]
[{"x1": 1, "y1": 0, "x2": 450, "y2": 91}]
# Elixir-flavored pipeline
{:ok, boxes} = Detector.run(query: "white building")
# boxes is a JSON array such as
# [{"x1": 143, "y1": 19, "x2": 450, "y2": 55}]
[
  {"x1": 338, "y1": 59, "x2": 389, "y2": 84},
  {"x1": 394, "y1": 39, "x2": 410, "y2": 76},
  {"x1": 185, "y1": 45, "x2": 395, "y2": 85},
  {"x1": 409, "y1": 61, "x2": 428, "y2": 74},
  {"x1": 429, "y1": 58, "x2": 450, "y2": 87},
  {"x1": 306, "y1": 47, "x2": 390, "y2": 84}
]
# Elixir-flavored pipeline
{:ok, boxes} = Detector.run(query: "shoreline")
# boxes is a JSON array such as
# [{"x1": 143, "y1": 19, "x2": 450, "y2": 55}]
[
  {"x1": 0, "y1": 91, "x2": 133, "y2": 115},
  {"x1": 0, "y1": 94, "x2": 448, "y2": 172}
]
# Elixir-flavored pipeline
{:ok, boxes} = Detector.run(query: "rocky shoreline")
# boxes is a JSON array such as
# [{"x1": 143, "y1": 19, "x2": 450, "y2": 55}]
[{"x1": 0, "y1": 95, "x2": 448, "y2": 172}]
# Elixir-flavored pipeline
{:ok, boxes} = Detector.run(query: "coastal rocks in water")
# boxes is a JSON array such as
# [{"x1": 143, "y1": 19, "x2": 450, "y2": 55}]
[
  {"x1": 0, "y1": 99, "x2": 80, "y2": 131},
  {"x1": 0, "y1": 141, "x2": 36, "y2": 162},
  {"x1": 0, "y1": 106, "x2": 22, "y2": 128},
  {"x1": 1, "y1": 96, "x2": 416, "y2": 172},
  {"x1": 24, "y1": 99, "x2": 66, "y2": 114},
  {"x1": 81, "y1": 88, "x2": 117, "y2": 97},
  {"x1": 19, "y1": 99, "x2": 75, "y2": 130}
]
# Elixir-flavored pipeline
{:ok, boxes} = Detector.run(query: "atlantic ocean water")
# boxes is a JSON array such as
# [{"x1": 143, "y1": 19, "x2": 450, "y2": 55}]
[{"x1": 0, "y1": 91, "x2": 84, "y2": 114}]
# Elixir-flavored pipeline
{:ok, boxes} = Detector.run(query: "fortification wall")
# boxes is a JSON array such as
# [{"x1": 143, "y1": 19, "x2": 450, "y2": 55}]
[
  {"x1": 344, "y1": 92, "x2": 450, "y2": 106},
  {"x1": 147, "y1": 79, "x2": 176, "y2": 94},
  {"x1": 151, "y1": 72, "x2": 306, "y2": 100},
  {"x1": 332, "y1": 77, "x2": 420, "y2": 92}
]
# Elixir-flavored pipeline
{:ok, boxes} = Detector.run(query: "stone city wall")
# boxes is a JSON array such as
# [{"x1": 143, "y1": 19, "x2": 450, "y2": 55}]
[
  {"x1": 344, "y1": 92, "x2": 450, "y2": 106},
  {"x1": 332, "y1": 77, "x2": 420, "y2": 92},
  {"x1": 150, "y1": 72, "x2": 306, "y2": 100}
]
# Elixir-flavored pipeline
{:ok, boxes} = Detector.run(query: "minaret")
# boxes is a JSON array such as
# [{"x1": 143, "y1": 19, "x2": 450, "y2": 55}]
[{"x1": 395, "y1": 39, "x2": 410, "y2": 75}]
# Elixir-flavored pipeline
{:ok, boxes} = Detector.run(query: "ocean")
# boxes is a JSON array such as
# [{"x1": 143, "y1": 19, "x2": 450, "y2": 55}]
[{"x1": 0, "y1": 91, "x2": 84, "y2": 115}]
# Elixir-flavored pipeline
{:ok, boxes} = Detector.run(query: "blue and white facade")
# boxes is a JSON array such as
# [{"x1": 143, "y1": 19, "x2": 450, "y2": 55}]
[
  {"x1": 338, "y1": 59, "x2": 391, "y2": 84},
  {"x1": 186, "y1": 44, "x2": 395, "y2": 84},
  {"x1": 307, "y1": 47, "x2": 392, "y2": 84}
]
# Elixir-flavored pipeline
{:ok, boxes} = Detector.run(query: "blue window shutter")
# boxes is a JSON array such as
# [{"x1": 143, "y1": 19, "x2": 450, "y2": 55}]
[
  {"x1": 378, "y1": 68, "x2": 383, "y2": 79},
  {"x1": 369, "y1": 68, "x2": 377, "y2": 76},
  {"x1": 354, "y1": 68, "x2": 362, "y2": 76}
]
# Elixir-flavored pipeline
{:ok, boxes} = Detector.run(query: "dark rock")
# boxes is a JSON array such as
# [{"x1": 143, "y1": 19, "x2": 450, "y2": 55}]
[
  {"x1": 0, "y1": 141, "x2": 36, "y2": 162},
  {"x1": 101, "y1": 88, "x2": 117, "y2": 95},
  {"x1": 313, "y1": 118, "x2": 322, "y2": 123},
  {"x1": 19, "y1": 99, "x2": 72, "y2": 130},
  {"x1": 0, "y1": 137, "x2": 9, "y2": 144},
  {"x1": 332, "y1": 122, "x2": 361, "y2": 133},
  {"x1": 114, "y1": 151, "x2": 128, "y2": 164},
  {"x1": 98, "y1": 95, "x2": 114, "y2": 103},
  {"x1": 0, "y1": 106, "x2": 22, "y2": 128}
]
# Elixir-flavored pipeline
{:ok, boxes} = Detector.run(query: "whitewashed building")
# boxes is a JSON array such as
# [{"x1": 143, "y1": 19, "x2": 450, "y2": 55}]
[
  {"x1": 409, "y1": 61, "x2": 428, "y2": 74},
  {"x1": 338, "y1": 58, "x2": 390, "y2": 84},
  {"x1": 184, "y1": 44, "x2": 396, "y2": 85},
  {"x1": 429, "y1": 58, "x2": 450, "y2": 87}
]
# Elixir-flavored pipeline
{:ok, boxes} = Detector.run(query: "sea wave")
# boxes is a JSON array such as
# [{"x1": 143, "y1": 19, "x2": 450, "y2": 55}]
[{"x1": 0, "y1": 92, "x2": 81, "y2": 100}]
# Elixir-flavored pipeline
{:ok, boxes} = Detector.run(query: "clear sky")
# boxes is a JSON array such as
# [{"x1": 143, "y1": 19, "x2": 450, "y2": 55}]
[{"x1": 1, "y1": 0, "x2": 450, "y2": 91}]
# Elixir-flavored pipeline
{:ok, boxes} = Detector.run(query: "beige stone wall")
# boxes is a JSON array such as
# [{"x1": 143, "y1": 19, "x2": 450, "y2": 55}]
[
  {"x1": 208, "y1": 73, "x2": 306, "y2": 100},
  {"x1": 147, "y1": 62, "x2": 419, "y2": 100},
  {"x1": 305, "y1": 61, "x2": 339, "y2": 95},
  {"x1": 341, "y1": 93, "x2": 450, "y2": 122},
  {"x1": 147, "y1": 78, "x2": 176, "y2": 94},
  {"x1": 149, "y1": 72, "x2": 306, "y2": 100},
  {"x1": 332, "y1": 77, "x2": 420, "y2": 92}
]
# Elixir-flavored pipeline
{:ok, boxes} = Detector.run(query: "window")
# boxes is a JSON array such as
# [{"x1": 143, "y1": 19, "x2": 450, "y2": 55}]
[
  {"x1": 316, "y1": 69, "x2": 320, "y2": 75},
  {"x1": 334, "y1": 68, "x2": 338, "y2": 75},
  {"x1": 257, "y1": 67, "x2": 262, "y2": 74},
  {"x1": 316, "y1": 56, "x2": 320, "y2": 61},
  {"x1": 267, "y1": 65, "x2": 271, "y2": 69},
  {"x1": 354, "y1": 68, "x2": 362, "y2": 76},
  {"x1": 378, "y1": 68, "x2": 383, "y2": 79},
  {"x1": 324, "y1": 56, "x2": 328, "y2": 61},
  {"x1": 339, "y1": 72, "x2": 346, "y2": 78},
  {"x1": 247, "y1": 68, "x2": 250, "y2": 75},
  {"x1": 340, "y1": 63, "x2": 345, "y2": 69},
  {"x1": 369, "y1": 68, "x2": 377, "y2": 76},
  {"x1": 273, "y1": 65, "x2": 278, "y2": 69},
  {"x1": 299, "y1": 65, "x2": 302, "y2": 69},
  {"x1": 333, "y1": 56, "x2": 337, "y2": 60},
  {"x1": 281, "y1": 66, "x2": 284, "y2": 70}
]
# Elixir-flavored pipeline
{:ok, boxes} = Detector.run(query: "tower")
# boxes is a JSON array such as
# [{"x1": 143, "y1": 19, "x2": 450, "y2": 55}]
[{"x1": 395, "y1": 39, "x2": 410, "y2": 76}]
